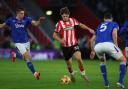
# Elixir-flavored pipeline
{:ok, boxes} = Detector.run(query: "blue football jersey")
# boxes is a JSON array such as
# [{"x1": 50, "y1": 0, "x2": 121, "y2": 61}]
[
  {"x1": 95, "y1": 21, "x2": 119, "y2": 44},
  {"x1": 5, "y1": 16, "x2": 32, "y2": 43},
  {"x1": 119, "y1": 20, "x2": 128, "y2": 47}
]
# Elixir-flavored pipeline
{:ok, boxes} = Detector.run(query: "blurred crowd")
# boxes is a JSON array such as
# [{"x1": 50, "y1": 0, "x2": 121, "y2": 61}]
[{"x1": 82, "y1": 0, "x2": 128, "y2": 24}]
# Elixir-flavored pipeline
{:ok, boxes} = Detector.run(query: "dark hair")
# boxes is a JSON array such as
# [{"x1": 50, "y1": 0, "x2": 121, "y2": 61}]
[
  {"x1": 16, "y1": 7, "x2": 24, "y2": 13},
  {"x1": 60, "y1": 7, "x2": 70, "y2": 15},
  {"x1": 104, "y1": 12, "x2": 113, "y2": 19}
]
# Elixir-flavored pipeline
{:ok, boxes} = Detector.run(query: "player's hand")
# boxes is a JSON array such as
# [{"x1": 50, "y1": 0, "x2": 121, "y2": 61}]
[
  {"x1": 39, "y1": 16, "x2": 45, "y2": 23},
  {"x1": 89, "y1": 30, "x2": 95, "y2": 35},
  {"x1": 60, "y1": 38, "x2": 65, "y2": 43},
  {"x1": 90, "y1": 51, "x2": 95, "y2": 59}
]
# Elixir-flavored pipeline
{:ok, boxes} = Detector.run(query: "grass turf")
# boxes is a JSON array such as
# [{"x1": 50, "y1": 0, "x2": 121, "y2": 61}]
[{"x1": 0, "y1": 59, "x2": 127, "y2": 89}]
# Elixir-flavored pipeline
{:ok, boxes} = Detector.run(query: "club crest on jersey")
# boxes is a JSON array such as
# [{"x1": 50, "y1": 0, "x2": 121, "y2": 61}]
[
  {"x1": 63, "y1": 26, "x2": 73, "y2": 30},
  {"x1": 15, "y1": 23, "x2": 24, "y2": 28}
]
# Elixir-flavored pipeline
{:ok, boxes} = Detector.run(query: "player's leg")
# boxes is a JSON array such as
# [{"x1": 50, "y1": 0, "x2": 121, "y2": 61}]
[
  {"x1": 97, "y1": 53, "x2": 109, "y2": 87},
  {"x1": 62, "y1": 46, "x2": 75, "y2": 82},
  {"x1": 99, "y1": 55, "x2": 109, "y2": 88},
  {"x1": 25, "y1": 42, "x2": 40, "y2": 80},
  {"x1": 11, "y1": 48, "x2": 23, "y2": 62},
  {"x1": 22, "y1": 51, "x2": 40, "y2": 80},
  {"x1": 110, "y1": 44, "x2": 126, "y2": 88},
  {"x1": 94, "y1": 43, "x2": 109, "y2": 87},
  {"x1": 74, "y1": 51, "x2": 89, "y2": 82},
  {"x1": 116, "y1": 56, "x2": 126, "y2": 89},
  {"x1": 16, "y1": 50, "x2": 23, "y2": 59},
  {"x1": 65, "y1": 59, "x2": 75, "y2": 82},
  {"x1": 15, "y1": 42, "x2": 40, "y2": 80},
  {"x1": 124, "y1": 47, "x2": 128, "y2": 68}
]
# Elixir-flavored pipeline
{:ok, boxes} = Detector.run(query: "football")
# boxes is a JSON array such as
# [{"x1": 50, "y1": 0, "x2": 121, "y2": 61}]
[{"x1": 60, "y1": 75, "x2": 71, "y2": 84}]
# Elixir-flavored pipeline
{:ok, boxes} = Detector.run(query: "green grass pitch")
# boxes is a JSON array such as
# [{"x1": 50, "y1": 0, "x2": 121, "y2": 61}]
[{"x1": 0, "y1": 59, "x2": 127, "y2": 89}]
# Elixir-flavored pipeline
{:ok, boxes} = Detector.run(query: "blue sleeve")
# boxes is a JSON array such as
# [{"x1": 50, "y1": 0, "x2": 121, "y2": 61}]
[
  {"x1": 119, "y1": 20, "x2": 128, "y2": 35},
  {"x1": 26, "y1": 16, "x2": 32, "y2": 25},
  {"x1": 95, "y1": 26, "x2": 99, "y2": 35},
  {"x1": 5, "y1": 18, "x2": 11, "y2": 26},
  {"x1": 95, "y1": 25, "x2": 100, "y2": 35},
  {"x1": 113, "y1": 22, "x2": 119, "y2": 30}
]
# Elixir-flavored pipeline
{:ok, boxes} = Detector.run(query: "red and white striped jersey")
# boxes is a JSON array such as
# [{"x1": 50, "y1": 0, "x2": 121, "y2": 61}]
[{"x1": 55, "y1": 17, "x2": 80, "y2": 47}]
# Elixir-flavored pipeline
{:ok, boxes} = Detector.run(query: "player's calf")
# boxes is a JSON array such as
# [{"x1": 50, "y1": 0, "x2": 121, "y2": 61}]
[{"x1": 68, "y1": 67, "x2": 76, "y2": 82}]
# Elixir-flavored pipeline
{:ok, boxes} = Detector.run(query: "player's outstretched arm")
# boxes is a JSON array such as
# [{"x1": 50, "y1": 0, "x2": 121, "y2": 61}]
[
  {"x1": 90, "y1": 35, "x2": 95, "y2": 51},
  {"x1": 90, "y1": 35, "x2": 96, "y2": 59},
  {"x1": 79, "y1": 23, "x2": 95, "y2": 34},
  {"x1": 31, "y1": 17, "x2": 45, "y2": 26},
  {"x1": 0, "y1": 23, "x2": 6, "y2": 29}
]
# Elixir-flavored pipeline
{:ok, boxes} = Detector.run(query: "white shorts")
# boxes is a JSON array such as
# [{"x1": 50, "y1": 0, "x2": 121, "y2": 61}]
[
  {"x1": 94, "y1": 42, "x2": 123, "y2": 60},
  {"x1": 14, "y1": 42, "x2": 30, "y2": 55}
]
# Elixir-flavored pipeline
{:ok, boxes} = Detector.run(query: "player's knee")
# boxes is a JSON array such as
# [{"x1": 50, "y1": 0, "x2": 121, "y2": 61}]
[
  {"x1": 23, "y1": 52, "x2": 31, "y2": 60},
  {"x1": 75, "y1": 55, "x2": 82, "y2": 60},
  {"x1": 118, "y1": 56, "x2": 127, "y2": 63}
]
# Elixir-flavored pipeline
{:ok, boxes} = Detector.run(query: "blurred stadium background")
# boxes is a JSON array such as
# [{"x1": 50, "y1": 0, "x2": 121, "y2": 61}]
[{"x1": 0, "y1": 0, "x2": 128, "y2": 60}]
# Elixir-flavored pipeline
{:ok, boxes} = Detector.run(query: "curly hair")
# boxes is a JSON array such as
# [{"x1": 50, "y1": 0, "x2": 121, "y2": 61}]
[{"x1": 60, "y1": 7, "x2": 70, "y2": 15}]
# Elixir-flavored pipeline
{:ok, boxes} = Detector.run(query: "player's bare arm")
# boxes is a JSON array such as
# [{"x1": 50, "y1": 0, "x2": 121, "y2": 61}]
[
  {"x1": 0, "y1": 23, "x2": 7, "y2": 29},
  {"x1": 90, "y1": 35, "x2": 96, "y2": 59},
  {"x1": 112, "y1": 28, "x2": 118, "y2": 47},
  {"x1": 90, "y1": 35, "x2": 96, "y2": 51},
  {"x1": 53, "y1": 32, "x2": 65, "y2": 43},
  {"x1": 31, "y1": 17, "x2": 45, "y2": 26},
  {"x1": 79, "y1": 23, "x2": 95, "y2": 34}
]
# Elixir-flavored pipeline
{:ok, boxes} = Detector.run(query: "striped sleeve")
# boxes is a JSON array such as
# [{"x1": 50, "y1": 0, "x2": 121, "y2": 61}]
[
  {"x1": 72, "y1": 18, "x2": 80, "y2": 26},
  {"x1": 55, "y1": 21, "x2": 62, "y2": 32}
]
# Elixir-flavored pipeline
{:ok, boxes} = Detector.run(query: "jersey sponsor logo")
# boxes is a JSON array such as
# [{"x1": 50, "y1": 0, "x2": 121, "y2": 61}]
[
  {"x1": 15, "y1": 23, "x2": 24, "y2": 28},
  {"x1": 63, "y1": 26, "x2": 74, "y2": 31}
]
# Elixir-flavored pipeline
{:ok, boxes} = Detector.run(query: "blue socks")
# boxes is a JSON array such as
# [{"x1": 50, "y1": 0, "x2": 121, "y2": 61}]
[
  {"x1": 100, "y1": 64, "x2": 109, "y2": 86},
  {"x1": 16, "y1": 51, "x2": 23, "y2": 59},
  {"x1": 15, "y1": 49, "x2": 23, "y2": 59},
  {"x1": 100, "y1": 62, "x2": 126, "y2": 86},
  {"x1": 119, "y1": 62, "x2": 126, "y2": 84},
  {"x1": 26, "y1": 60, "x2": 35, "y2": 74}
]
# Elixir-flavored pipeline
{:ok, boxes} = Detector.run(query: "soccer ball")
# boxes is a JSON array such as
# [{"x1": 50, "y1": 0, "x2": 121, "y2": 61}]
[{"x1": 60, "y1": 75, "x2": 71, "y2": 84}]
